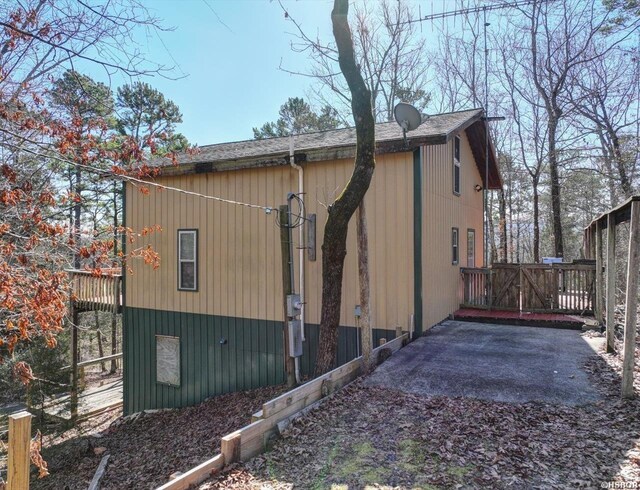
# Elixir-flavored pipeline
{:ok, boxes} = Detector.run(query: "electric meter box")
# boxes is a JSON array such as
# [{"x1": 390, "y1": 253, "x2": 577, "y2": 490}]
[
  {"x1": 287, "y1": 294, "x2": 302, "y2": 317},
  {"x1": 288, "y1": 320, "x2": 303, "y2": 357}
]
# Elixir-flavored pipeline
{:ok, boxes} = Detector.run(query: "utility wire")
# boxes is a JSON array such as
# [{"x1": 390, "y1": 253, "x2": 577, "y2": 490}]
[
  {"x1": 397, "y1": 0, "x2": 550, "y2": 26},
  {"x1": 1, "y1": 137, "x2": 278, "y2": 214}
]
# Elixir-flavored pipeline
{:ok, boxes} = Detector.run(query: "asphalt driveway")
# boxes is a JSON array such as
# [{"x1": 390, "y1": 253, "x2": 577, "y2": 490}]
[{"x1": 365, "y1": 320, "x2": 604, "y2": 405}]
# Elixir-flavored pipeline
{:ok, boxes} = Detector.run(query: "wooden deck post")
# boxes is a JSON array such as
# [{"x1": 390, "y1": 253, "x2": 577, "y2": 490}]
[
  {"x1": 595, "y1": 220, "x2": 603, "y2": 324},
  {"x1": 622, "y1": 201, "x2": 640, "y2": 399},
  {"x1": 7, "y1": 411, "x2": 32, "y2": 490},
  {"x1": 70, "y1": 302, "x2": 79, "y2": 422},
  {"x1": 606, "y1": 214, "x2": 616, "y2": 353}
]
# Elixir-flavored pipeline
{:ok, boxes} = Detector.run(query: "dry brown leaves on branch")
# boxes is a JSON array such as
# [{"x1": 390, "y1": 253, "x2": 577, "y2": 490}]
[{"x1": 30, "y1": 432, "x2": 49, "y2": 479}]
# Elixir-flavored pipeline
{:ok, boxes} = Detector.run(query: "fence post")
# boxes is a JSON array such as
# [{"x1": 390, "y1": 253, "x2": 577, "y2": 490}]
[
  {"x1": 606, "y1": 215, "x2": 616, "y2": 353},
  {"x1": 622, "y1": 201, "x2": 640, "y2": 399},
  {"x1": 8, "y1": 411, "x2": 32, "y2": 490}
]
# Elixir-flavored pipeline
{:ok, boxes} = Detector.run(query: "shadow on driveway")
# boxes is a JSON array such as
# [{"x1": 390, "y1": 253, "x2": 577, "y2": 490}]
[{"x1": 365, "y1": 320, "x2": 603, "y2": 405}]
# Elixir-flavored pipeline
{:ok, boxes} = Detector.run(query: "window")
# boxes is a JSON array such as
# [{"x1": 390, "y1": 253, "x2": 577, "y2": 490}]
[
  {"x1": 452, "y1": 227, "x2": 459, "y2": 265},
  {"x1": 178, "y1": 229, "x2": 197, "y2": 291},
  {"x1": 467, "y1": 229, "x2": 476, "y2": 267},
  {"x1": 453, "y1": 135, "x2": 461, "y2": 195}
]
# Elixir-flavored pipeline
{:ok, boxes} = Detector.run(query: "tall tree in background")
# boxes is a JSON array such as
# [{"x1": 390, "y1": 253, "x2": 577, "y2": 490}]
[
  {"x1": 525, "y1": 0, "x2": 638, "y2": 258},
  {"x1": 0, "y1": 0, "x2": 166, "y2": 394},
  {"x1": 116, "y1": 81, "x2": 188, "y2": 156},
  {"x1": 253, "y1": 97, "x2": 341, "y2": 138},
  {"x1": 568, "y1": 45, "x2": 639, "y2": 203},
  {"x1": 315, "y1": 0, "x2": 376, "y2": 374},
  {"x1": 48, "y1": 70, "x2": 115, "y2": 267},
  {"x1": 286, "y1": 0, "x2": 430, "y2": 123}
]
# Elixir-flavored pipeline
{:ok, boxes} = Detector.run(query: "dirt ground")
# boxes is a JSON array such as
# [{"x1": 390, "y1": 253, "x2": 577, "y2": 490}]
[
  {"x1": 200, "y1": 333, "x2": 640, "y2": 489},
  {"x1": 20, "y1": 384, "x2": 286, "y2": 489}
]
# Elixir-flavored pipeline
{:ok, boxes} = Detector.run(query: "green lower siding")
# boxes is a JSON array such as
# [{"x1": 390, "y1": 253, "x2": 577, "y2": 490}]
[{"x1": 123, "y1": 307, "x2": 395, "y2": 414}]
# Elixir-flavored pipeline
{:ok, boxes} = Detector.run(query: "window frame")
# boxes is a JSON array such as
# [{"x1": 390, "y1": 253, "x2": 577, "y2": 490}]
[
  {"x1": 452, "y1": 227, "x2": 459, "y2": 265},
  {"x1": 177, "y1": 229, "x2": 198, "y2": 291},
  {"x1": 467, "y1": 228, "x2": 476, "y2": 267},
  {"x1": 453, "y1": 135, "x2": 461, "y2": 196}
]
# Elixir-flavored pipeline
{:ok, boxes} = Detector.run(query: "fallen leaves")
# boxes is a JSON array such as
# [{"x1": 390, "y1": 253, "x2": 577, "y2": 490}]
[
  {"x1": 201, "y1": 334, "x2": 640, "y2": 489},
  {"x1": 29, "y1": 384, "x2": 286, "y2": 489}
]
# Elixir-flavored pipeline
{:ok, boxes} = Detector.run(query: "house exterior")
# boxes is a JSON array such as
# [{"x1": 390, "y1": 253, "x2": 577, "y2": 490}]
[{"x1": 122, "y1": 108, "x2": 502, "y2": 414}]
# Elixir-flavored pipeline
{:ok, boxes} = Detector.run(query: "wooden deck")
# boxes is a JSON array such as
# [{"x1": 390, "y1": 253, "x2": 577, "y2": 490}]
[
  {"x1": 453, "y1": 308, "x2": 597, "y2": 330},
  {"x1": 460, "y1": 262, "x2": 596, "y2": 314},
  {"x1": 69, "y1": 269, "x2": 122, "y2": 313},
  {"x1": 41, "y1": 378, "x2": 122, "y2": 421}
]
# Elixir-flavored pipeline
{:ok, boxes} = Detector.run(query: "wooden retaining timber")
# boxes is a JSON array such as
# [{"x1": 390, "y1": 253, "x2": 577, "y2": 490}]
[{"x1": 156, "y1": 333, "x2": 409, "y2": 490}]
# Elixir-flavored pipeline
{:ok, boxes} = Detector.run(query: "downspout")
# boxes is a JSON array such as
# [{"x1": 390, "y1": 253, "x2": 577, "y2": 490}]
[{"x1": 289, "y1": 136, "x2": 304, "y2": 384}]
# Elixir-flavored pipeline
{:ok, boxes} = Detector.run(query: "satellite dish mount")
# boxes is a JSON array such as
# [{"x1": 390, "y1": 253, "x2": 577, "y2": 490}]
[{"x1": 394, "y1": 102, "x2": 422, "y2": 147}]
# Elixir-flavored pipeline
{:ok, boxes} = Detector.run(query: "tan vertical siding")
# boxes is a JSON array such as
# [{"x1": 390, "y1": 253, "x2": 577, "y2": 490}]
[
  {"x1": 126, "y1": 152, "x2": 415, "y2": 331},
  {"x1": 302, "y1": 152, "x2": 414, "y2": 330},
  {"x1": 422, "y1": 132, "x2": 485, "y2": 328}
]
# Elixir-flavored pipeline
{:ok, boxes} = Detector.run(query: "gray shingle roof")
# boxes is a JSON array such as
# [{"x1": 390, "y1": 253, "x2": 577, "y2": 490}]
[{"x1": 167, "y1": 108, "x2": 483, "y2": 166}]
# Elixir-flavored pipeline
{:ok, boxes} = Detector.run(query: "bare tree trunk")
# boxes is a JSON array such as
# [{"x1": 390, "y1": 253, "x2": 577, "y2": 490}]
[
  {"x1": 488, "y1": 193, "x2": 498, "y2": 264},
  {"x1": 533, "y1": 179, "x2": 540, "y2": 263},
  {"x1": 548, "y1": 118, "x2": 564, "y2": 258},
  {"x1": 356, "y1": 202, "x2": 372, "y2": 371},
  {"x1": 612, "y1": 133, "x2": 633, "y2": 198},
  {"x1": 315, "y1": 0, "x2": 376, "y2": 375},
  {"x1": 94, "y1": 310, "x2": 105, "y2": 372},
  {"x1": 498, "y1": 190, "x2": 507, "y2": 262}
]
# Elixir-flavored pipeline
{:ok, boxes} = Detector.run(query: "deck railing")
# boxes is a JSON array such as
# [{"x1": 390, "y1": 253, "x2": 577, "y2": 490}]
[
  {"x1": 68, "y1": 268, "x2": 122, "y2": 313},
  {"x1": 460, "y1": 262, "x2": 596, "y2": 314},
  {"x1": 460, "y1": 267, "x2": 491, "y2": 308}
]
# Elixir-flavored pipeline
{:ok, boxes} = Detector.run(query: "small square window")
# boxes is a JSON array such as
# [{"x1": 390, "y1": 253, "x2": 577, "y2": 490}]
[
  {"x1": 178, "y1": 230, "x2": 197, "y2": 291},
  {"x1": 452, "y1": 227, "x2": 459, "y2": 265}
]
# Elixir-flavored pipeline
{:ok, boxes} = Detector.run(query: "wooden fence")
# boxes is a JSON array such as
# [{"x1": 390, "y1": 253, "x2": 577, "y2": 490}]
[
  {"x1": 68, "y1": 269, "x2": 122, "y2": 313},
  {"x1": 460, "y1": 263, "x2": 596, "y2": 314},
  {"x1": 157, "y1": 332, "x2": 409, "y2": 490}
]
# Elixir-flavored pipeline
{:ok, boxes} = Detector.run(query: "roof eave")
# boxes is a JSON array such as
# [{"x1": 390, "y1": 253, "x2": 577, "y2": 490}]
[{"x1": 157, "y1": 134, "x2": 448, "y2": 177}]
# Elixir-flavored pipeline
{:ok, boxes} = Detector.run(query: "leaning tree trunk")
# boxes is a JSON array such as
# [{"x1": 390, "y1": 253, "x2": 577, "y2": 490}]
[{"x1": 315, "y1": 0, "x2": 376, "y2": 375}]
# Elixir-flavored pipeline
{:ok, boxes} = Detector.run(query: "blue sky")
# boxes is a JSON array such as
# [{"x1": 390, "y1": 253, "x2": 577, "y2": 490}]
[{"x1": 113, "y1": 0, "x2": 336, "y2": 146}]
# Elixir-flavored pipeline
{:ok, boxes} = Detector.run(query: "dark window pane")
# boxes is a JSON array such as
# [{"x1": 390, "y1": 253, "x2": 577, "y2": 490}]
[
  {"x1": 454, "y1": 165, "x2": 460, "y2": 194},
  {"x1": 454, "y1": 136, "x2": 460, "y2": 161},
  {"x1": 452, "y1": 228, "x2": 459, "y2": 264},
  {"x1": 180, "y1": 262, "x2": 195, "y2": 289},
  {"x1": 180, "y1": 232, "x2": 195, "y2": 260}
]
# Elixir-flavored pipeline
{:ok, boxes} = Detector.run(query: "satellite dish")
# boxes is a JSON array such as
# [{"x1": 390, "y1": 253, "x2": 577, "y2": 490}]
[{"x1": 394, "y1": 102, "x2": 422, "y2": 133}]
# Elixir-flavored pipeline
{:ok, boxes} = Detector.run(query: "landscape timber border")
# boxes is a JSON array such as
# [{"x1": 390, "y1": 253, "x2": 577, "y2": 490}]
[{"x1": 156, "y1": 331, "x2": 409, "y2": 490}]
